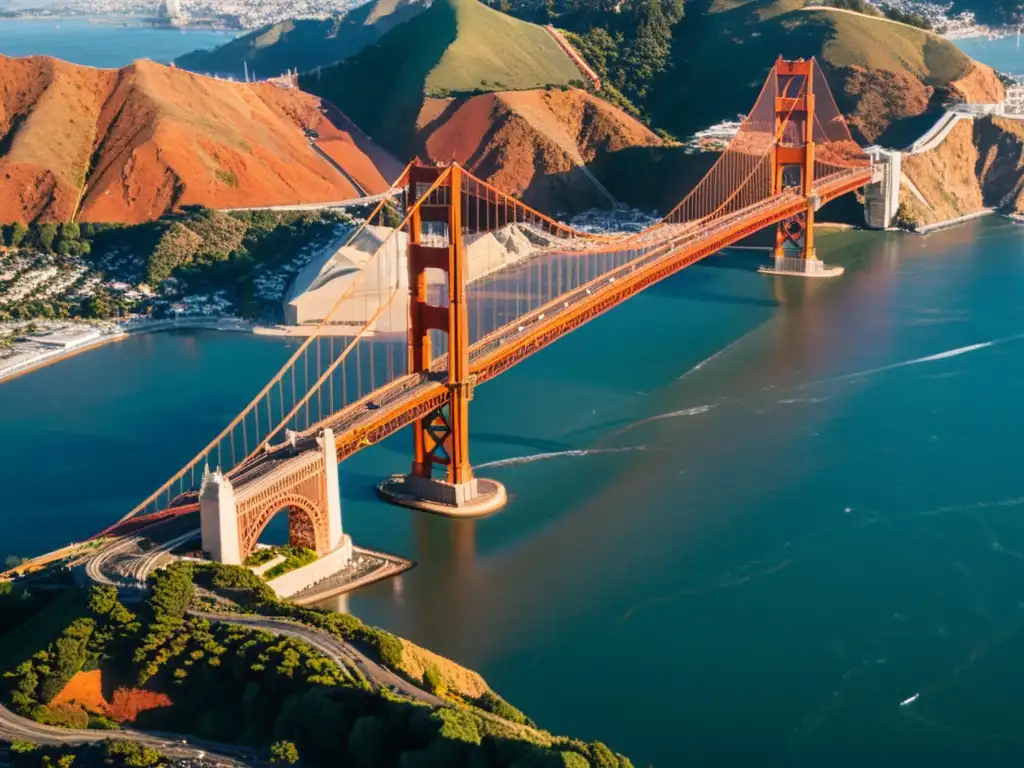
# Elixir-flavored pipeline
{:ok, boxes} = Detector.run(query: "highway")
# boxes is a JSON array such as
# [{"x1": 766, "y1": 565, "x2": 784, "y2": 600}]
[{"x1": 0, "y1": 703, "x2": 261, "y2": 766}]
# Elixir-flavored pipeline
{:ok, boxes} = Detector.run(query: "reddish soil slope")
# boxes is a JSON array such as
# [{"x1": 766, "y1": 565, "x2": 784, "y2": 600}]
[
  {"x1": 50, "y1": 669, "x2": 173, "y2": 723},
  {"x1": 417, "y1": 88, "x2": 662, "y2": 210},
  {"x1": 0, "y1": 56, "x2": 399, "y2": 224}
]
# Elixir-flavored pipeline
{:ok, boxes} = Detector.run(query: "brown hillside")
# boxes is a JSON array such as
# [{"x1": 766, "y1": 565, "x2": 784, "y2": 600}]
[
  {"x1": 901, "y1": 116, "x2": 1024, "y2": 228},
  {"x1": 418, "y1": 88, "x2": 662, "y2": 210},
  {"x1": 0, "y1": 56, "x2": 398, "y2": 225}
]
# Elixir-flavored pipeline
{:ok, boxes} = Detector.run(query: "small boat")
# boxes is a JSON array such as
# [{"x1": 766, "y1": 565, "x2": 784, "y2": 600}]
[{"x1": 899, "y1": 693, "x2": 920, "y2": 707}]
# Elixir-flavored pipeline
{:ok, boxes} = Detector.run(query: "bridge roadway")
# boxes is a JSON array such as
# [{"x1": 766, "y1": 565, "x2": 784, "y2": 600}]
[{"x1": 174, "y1": 168, "x2": 873, "y2": 503}]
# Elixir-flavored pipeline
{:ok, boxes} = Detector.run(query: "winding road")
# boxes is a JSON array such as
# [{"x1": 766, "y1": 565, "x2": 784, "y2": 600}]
[
  {"x1": 190, "y1": 611, "x2": 443, "y2": 706},
  {"x1": 0, "y1": 703, "x2": 260, "y2": 766}
]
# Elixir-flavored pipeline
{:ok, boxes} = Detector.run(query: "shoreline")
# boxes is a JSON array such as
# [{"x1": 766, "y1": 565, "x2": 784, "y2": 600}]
[{"x1": 0, "y1": 316, "x2": 253, "y2": 386}]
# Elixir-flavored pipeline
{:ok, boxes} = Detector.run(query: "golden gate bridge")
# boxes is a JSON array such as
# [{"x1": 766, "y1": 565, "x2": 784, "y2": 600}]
[{"x1": 74, "y1": 57, "x2": 875, "y2": 565}]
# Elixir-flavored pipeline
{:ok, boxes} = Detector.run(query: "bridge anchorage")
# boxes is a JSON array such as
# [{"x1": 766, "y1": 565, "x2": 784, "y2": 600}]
[{"x1": 85, "y1": 55, "x2": 871, "y2": 572}]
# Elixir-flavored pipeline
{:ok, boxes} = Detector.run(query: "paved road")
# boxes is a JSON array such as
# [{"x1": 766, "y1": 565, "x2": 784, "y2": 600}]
[
  {"x1": 191, "y1": 611, "x2": 443, "y2": 706},
  {"x1": 0, "y1": 703, "x2": 260, "y2": 766},
  {"x1": 129, "y1": 529, "x2": 201, "y2": 586}
]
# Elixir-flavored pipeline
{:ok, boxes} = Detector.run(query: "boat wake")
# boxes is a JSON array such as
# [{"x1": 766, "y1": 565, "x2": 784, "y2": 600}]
[
  {"x1": 808, "y1": 335, "x2": 1024, "y2": 387},
  {"x1": 475, "y1": 445, "x2": 646, "y2": 470}
]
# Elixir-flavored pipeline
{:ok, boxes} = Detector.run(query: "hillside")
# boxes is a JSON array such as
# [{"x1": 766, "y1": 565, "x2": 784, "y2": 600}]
[
  {"x1": 175, "y1": 0, "x2": 426, "y2": 80},
  {"x1": 418, "y1": 88, "x2": 662, "y2": 210},
  {"x1": 0, "y1": 56, "x2": 398, "y2": 225},
  {"x1": 301, "y1": 0, "x2": 586, "y2": 153},
  {"x1": 646, "y1": 0, "x2": 1004, "y2": 144},
  {"x1": 899, "y1": 116, "x2": 1024, "y2": 228}
]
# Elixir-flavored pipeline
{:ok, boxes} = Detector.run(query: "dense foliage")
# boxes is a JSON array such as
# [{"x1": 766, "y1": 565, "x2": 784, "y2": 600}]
[
  {"x1": 505, "y1": 0, "x2": 683, "y2": 125},
  {"x1": 0, "y1": 208, "x2": 353, "y2": 322},
  {"x1": 1, "y1": 566, "x2": 633, "y2": 768},
  {"x1": 2, "y1": 586, "x2": 138, "y2": 725}
]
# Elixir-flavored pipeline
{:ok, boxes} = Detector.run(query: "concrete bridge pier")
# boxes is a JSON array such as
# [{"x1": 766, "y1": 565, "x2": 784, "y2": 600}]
[{"x1": 863, "y1": 147, "x2": 902, "y2": 230}]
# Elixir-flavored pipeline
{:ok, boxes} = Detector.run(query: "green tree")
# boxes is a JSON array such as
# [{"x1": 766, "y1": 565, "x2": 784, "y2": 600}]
[
  {"x1": 269, "y1": 740, "x2": 300, "y2": 765},
  {"x1": 33, "y1": 223, "x2": 59, "y2": 253},
  {"x1": 349, "y1": 715, "x2": 387, "y2": 768},
  {"x1": 104, "y1": 741, "x2": 160, "y2": 768},
  {"x1": 9, "y1": 222, "x2": 28, "y2": 248}
]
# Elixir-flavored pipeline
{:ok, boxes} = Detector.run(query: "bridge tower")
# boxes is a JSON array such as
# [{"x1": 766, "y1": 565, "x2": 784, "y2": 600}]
[
  {"x1": 761, "y1": 58, "x2": 844, "y2": 278},
  {"x1": 377, "y1": 163, "x2": 507, "y2": 518}
]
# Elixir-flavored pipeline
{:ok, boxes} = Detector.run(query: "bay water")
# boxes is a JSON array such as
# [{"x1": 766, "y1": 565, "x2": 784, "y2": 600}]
[
  {"x1": 3, "y1": 222, "x2": 1024, "y2": 765},
  {"x1": 0, "y1": 18, "x2": 233, "y2": 67},
  {"x1": 3, "y1": 23, "x2": 1024, "y2": 767}
]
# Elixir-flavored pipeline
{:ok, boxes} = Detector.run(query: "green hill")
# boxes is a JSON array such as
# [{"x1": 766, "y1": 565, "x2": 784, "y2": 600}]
[
  {"x1": 646, "y1": 0, "x2": 980, "y2": 143},
  {"x1": 300, "y1": 0, "x2": 584, "y2": 152},
  {"x1": 174, "y1": 0, "x2": 427, "y2": 79}
]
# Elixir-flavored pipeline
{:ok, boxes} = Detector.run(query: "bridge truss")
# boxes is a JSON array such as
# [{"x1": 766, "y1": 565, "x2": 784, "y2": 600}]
[{"x1": 93, "y1": 57, "x2": 872, "y2": 540}]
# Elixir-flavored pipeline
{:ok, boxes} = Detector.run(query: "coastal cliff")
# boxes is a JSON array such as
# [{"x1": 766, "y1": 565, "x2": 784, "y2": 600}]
[{"x1": 900, "y1": 116, "x2": 1024, "y2": 228}]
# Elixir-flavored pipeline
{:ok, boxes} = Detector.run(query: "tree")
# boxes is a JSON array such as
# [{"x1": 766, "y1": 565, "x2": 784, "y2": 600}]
[
  {"x1": 105, "y1": 740, "x2": 160, "y2": 768},
  {"x1": 423, "y1": 665, "x2": 445, "y2": 695},
  {"x1": 349, "y1": 715, "x2": 387, "y2": 768},
  {"x1": 9, "y1": 222, "x2": 27, "y2": 248},
  {"x1": 270, "y1": 740, "x2": 300, "y2": 765},
  {"x1": 33, "y1": 223, "x2": 59, "y2": 253}
]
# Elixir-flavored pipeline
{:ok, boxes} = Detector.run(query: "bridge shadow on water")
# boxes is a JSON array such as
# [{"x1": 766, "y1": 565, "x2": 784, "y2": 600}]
[{"x1": 641, "y1": 252, "x2": 779, "y2": 309}]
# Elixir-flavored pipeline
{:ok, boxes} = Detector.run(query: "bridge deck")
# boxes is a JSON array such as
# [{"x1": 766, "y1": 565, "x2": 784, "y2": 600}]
[{"x1": 224, "y1": 168, "x2": 871, "y2": 497}]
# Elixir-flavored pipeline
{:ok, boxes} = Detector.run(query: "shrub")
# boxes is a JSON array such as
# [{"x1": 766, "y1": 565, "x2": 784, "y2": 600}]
[
  {"x1": 477, "y1": 690, "x2": 530, "y2": 725},
  {"x1": 423, "y1": 665, "x2": 444, "y2": 695},
  {"x1": 104, "y1": 740, "x2": 160, "y2": 768},
  {"x1": 269, "y1": 740, "x2": 300, "y2": 765}
]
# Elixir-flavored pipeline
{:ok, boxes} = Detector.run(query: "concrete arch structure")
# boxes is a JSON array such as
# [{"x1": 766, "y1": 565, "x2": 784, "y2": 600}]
[
  {"x1": 200, "y1": 427, "x2": 347, "y2": 566},
  {"x1": 240, "y1": 492, "x2": 330, "y2": 561}
]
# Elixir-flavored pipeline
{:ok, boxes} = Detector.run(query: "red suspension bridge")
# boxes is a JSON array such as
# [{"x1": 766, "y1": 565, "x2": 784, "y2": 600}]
[{"x1": 70, "y1": 58, "x2": 876, "y2": 564}]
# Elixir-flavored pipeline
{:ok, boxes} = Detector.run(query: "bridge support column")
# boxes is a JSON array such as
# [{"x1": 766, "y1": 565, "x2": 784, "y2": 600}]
[
  {"x1": 200, "y1": 468, "x2": 242, "y2": 565},
  {"x1": 760, "y1": 58, "x2": 844, "y2": 279},
  {"x1": 320, "y1": 427, "x2": 350, "y2": 557},
  {"x1": 378, "y1": 163, "x2": 507, "y2": 518}
]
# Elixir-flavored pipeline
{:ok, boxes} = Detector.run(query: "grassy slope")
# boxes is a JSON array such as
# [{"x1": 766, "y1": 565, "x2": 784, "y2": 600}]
[
  {"x1": 423, "y1": 0, "x2": 581, "y2": 94},
  {"x1": 300, "y1": 0, "x2": 580, "y2": 154},
  {"x1": 175, "y1": 0, "x2": 426, "y2": 79},
  {"x1": 648, "y1": 0, "x2": 971, "y2": 139}
]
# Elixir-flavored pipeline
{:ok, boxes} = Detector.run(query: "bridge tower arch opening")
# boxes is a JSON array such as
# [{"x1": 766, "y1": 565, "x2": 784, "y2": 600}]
[{"x1": 377, "y1": 163, "x2": 507, "y2": 517}]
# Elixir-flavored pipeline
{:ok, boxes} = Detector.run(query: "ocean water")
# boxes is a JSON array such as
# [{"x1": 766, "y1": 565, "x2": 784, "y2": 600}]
[
  {"x1": 957, "y1": 34, "x2": 1024, "y2": 77},
  {"x1": 4, "y1": 221, "x2": 1024, "y2": 765},
  {"x1": 0, "y1": 18, "x2": 234, "y2": 67}
]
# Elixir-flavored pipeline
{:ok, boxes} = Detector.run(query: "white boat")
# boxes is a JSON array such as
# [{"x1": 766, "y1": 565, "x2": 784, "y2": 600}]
[{"x1": 899, "y1": 693, "x2": 920, "y2": 707}]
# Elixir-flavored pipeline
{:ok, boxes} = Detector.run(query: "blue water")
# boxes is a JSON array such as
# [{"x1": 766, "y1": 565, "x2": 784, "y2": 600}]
[
  {"x1": 4, "y1": 22, "x2": 1024, "y2": 768},
  {"x1": 957, "y1": 34, "x2": 1024, "y2": 77},
  {"x1": 5, "y1": 222, "x2": 1024, "y2": 765},
  {"x1": 0, "y1": 18, "x2": 234, "y2": 67}
]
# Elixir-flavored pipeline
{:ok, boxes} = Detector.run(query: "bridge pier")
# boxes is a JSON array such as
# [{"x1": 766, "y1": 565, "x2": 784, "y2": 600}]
[
  {"x1": 759, "y1": 58, "x2": 843, "y2": 279},
  {"x1": 377, "y1": 163, "x2": 506, "y2": 518}
]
